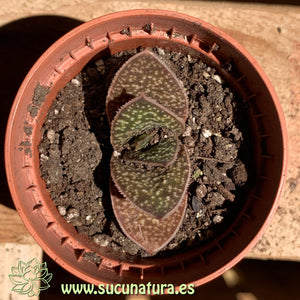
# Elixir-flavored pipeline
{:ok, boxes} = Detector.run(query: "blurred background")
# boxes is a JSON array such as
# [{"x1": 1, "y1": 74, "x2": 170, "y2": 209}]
[{"x1": 0, "y1": 1, "x2": 299, "y2": 299}]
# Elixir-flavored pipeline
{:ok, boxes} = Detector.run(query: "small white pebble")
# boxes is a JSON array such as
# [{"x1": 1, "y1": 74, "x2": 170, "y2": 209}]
[
  {"x1": 113, "y1": 150, "x2": 121, "y2": 157},
  {"x1": 93, "y1": 235, "x2": 110, "y2": 247},
  {"x1": 54, "y1": 109, "x2": 59, "y2": 115},
  {"x1": 192, "y1": 117, "x2": 196, "y2": 123},
  {"x1": 40, "y1": 153, "x2": 49, "y2": 161},
  {"x1": 47, "y1": 129, "x2": 56, "y2": 143},
  {"x1": 66, "y1": 208, "x2": 79, "y2": 221},
  {"x1": 99, "y1": 239, "x2": 110, "y2": 247},
  {"x1": 85, "y1": 215, "x2": 94, "y2": 225},
  {"x1": 196, "y1": 211, "x2": 204, "y2": 218},
  {"x1": 213, "y1": 215, "x2": 224, "y2": 223},
  {"x1": 57, "y1": 206, "x2": 66, "y2": 216},
  {"x1": 71, "y1": 78, "x2": 81, "y2": 87},
  {"x1": 157, "y1": 48, "x2": 165, "y2": 56},
  {"x1": 212, "y1": 74, "x2": 223, "y2": 84},
  {"x1": 203, "y1": 71, "x2": 210, "y2": 79},
  {"x1": 202, "y1": 129, "x2": 212, "y2": 138},
  {"x1": 182, "y1": 126, "x2": 192, "y2": 137}
]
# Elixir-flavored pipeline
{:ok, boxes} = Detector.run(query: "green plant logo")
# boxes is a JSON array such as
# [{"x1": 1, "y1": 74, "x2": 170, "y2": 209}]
[{"x1": 8, "y1": 258, "x2": 53, "y2": 297}]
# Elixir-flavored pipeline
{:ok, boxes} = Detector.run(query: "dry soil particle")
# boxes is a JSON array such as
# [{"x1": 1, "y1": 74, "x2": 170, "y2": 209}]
[
  {"x1": 27, "y1": 83, "x2": 49, "y2": 117},
  {"x1": 39, "y1": 47, "x2": 252, "y2": 258}
]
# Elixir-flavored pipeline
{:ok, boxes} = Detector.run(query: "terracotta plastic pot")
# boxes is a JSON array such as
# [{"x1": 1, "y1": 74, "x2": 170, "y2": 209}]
[{"x1": 5, "y1": 10, "x2": 288, "y2": 288}]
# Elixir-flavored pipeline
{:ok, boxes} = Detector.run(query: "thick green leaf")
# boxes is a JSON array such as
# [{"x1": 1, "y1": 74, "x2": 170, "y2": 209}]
[
  {"x1": 123, "y1": 136, "x2": 180, "y2": 167},
  {"x1": 111, "y1": 94, "x2": 184, "y2": 152},
  {"x1": 111, "y1": 182, "x2": 187, "y2": 255},
  {"x1": 107, "y1": 49, "x2": 192, "y2": 254},
  {"x1": 111, "y1": 145, "x2": 191, "y2": 219},
  {"x1": 128, "y1": 130, "x2": 157, "y2": 151},
  {"x1": 106, "y1": 49, "x2": 188, "y2": 122}
]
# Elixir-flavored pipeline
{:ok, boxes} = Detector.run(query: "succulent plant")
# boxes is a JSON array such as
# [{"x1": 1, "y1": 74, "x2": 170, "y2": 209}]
[{"x1": 107, "y1": 50, "x2": 191, "y2": 255}]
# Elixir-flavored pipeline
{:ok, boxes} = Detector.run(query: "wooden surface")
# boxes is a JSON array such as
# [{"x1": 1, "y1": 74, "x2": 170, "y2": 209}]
[
  {"x1": 0, "y1": 243, "x2": 42, "y2": 300},
  {"x1": 0, "y1": 0, "x2": 299, "y2": 265}
]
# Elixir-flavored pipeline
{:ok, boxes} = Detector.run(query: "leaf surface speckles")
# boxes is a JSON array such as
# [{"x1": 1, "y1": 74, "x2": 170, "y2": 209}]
[
  {"x1": 107, "y1": 50, "x2": 192, "y2": 255},
  {"x1": 111, "y1": 146, "x2": 190, "y2": 219},
  {"x1": 111, "y1": 182, "x2": 187, "y2": 255},
  {"x1": 106, "y1": 49, "x2": 188, "y2": 122},
  {"x1": 110, "y1": 94, "x2": 184, "y2": 152},
  {"x1": 124, "y1": 136, "x2": 180, "y2": 167}
]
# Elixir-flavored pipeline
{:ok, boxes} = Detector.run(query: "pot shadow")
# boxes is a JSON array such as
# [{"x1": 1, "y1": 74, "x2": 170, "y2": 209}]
[{"x1": 0, "y1": 15, "x2": 83, "y2": 210}]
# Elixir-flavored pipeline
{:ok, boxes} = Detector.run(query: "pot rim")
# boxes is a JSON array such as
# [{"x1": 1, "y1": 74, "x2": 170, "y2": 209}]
[{"x1": 5, "y1": 9, "x2": 288, "y2": 287}]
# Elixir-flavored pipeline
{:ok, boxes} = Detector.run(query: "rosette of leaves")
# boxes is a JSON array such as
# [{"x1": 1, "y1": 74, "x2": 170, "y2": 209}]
[
  {"x1": 9, "y1": 258, "x2": 52, "y2": 296},
  {"x1": 107, "y1": 50, "x2": 191, "y2": 255}
]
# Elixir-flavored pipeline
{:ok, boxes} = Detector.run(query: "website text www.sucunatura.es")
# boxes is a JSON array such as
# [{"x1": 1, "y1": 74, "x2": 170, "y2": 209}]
[{"x1": 61, "y1": 282, "x2": 195, "y2": 295}]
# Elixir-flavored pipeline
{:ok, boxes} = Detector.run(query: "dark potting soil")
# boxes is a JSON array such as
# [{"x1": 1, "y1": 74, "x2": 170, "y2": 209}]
[{"x1": 38, "y1": 47, "x2": 252, "y2": 259}]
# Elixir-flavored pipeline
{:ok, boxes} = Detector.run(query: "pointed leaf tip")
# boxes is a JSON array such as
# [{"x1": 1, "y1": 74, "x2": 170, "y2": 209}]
[
  {"x1": 110, "y1": 94, "x2": 185, "y2": 152},
  {"x1": 111, "y1": 181, "x2": 187, "y2": 255},
  {"x1": 106, "y1": 50, "x2": 188, "y2": 123}
]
